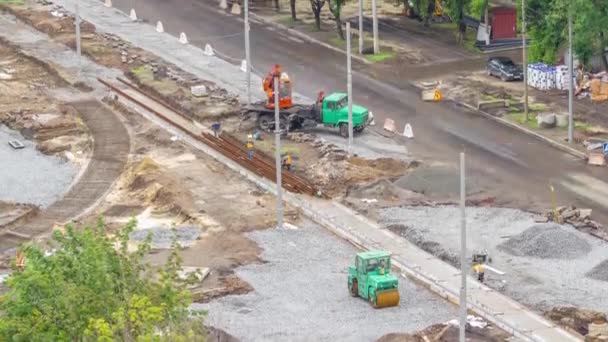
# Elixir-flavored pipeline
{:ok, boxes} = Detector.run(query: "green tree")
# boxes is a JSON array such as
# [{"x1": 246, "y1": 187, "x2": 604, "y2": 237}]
[
  {"x1": 524, "y1": 0, "x2": 608, "y2": 68},
  {"x1": 310, "y1": 0, "x2": 326, "y2": 30},
  {"x1": 0, "y1": 219, "x2": 206, "y2": 341},
  {"x1": 328, "y1": 0, "x2": 345, "y2": 39}
]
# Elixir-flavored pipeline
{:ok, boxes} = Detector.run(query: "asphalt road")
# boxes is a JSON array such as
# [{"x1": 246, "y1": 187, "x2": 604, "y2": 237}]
[{"x1": 115, "y1": 0, "x2": 608, "y2": 225}]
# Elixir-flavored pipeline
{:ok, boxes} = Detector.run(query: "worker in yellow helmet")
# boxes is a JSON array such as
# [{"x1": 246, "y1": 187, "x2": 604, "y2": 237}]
[
  {"x1": 246, "y1": 135, "x2": 254, "y2": 160},
  {"x1": 473, "y1": 263, "x2": 486, "y2": 283},
  {"x1": 379, "y1": 259, "x2": 386, "y2": 276},
  {"x1": 282, "y1": 153, "x2": 292, "y2": 171}
]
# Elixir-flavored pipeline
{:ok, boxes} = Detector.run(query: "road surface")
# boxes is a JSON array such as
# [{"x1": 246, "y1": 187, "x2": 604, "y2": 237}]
[{"x1": 114, "y1": 0, "x2": 608, "y2": 226}]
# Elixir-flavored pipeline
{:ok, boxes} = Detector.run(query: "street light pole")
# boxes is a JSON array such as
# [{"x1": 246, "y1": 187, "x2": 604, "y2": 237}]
[
  {"x1": 371, "y1": 0, "x2": 378, "y2": 54},
  {"x1": 347, "y1": 22, "x2": 353, "y2": 156},
  {"x1": 522, "y1": 0, "x2": 528, "y2": 121},
  {"x1": 274, "y1": 76, "x2": 283, "y2": 229},
  {"x1": 358, "y1": 0, "x2": 363, "y2": 54},
  {"x1": 244, "y1": 0, "x2": 251, "y2": 106},
  {"x1": 75, "y1": 0, "x2": 81, "y2": 76},
  {"x1": 568, "y1": 5, "x2": 574, "y2": 143},
  {"x1": 459, "y1": 152, "x2": 467, "y2": 342}
]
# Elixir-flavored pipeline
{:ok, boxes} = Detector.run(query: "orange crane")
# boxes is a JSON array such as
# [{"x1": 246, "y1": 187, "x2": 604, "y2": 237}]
[{"x1": 262, "y1": 64, "x2": 293, "y2": 109}]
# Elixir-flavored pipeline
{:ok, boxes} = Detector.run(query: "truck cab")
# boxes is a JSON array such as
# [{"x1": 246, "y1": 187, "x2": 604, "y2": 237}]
[
  {"x1": 320, "y1": 93, "x2": 369, "y2": 137},
  {"x1": 348, "y1": 250, "x2": 400, "y2": 308}
]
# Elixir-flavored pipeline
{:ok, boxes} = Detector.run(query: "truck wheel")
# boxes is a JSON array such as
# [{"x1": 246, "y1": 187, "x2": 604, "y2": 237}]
[
  {"x1": 339, "y1": 123, "x2": 348, "y2": 138},
  {"x1": 354, "y1": 125, "x2": 365, "y2": 133},
  {"x1": 350, "y1": 279, "x2": 358, "y2": 297},
  {"x1": 258, "y1": 115, "x2": 272, "y2": 131}
]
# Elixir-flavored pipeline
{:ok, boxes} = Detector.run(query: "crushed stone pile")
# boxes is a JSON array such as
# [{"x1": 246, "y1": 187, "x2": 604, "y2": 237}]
[
  {"x1": 498, "y1": 224, "x2": 591, "y2": 259},
  {"x1": 586, "y1": 259, "x2": 608, "y2": 282},
  {"x1": 130, "y1": 225, "x2": 201, "y2": 249}
]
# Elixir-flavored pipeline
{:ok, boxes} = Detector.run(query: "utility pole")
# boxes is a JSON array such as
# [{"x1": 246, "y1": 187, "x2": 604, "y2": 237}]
[
  {"x1": 244, "y1": 0, "x2": 251, "y2": 106},
  {"x1": 568, "y1": 5, "x2": 574, "y2": 143},
  {"x1": 358, "y1": 0, "x2": 363, "y2": 54},
  {"x1": 274, "y1": 76, "x2": 283, "y2": 229},
  {"x1": 522, "y1": 0, "x2": 529, "y2": 121},
  {"x1": 75, "y1": 0, "x2": 81, "y2": 76},
  {"x1": 371, "y1": 0, "x2": 378, "y2": 54},
  {"x1": 347, "y1": 22, "x2": 353, "y2": 156},
  {"x1": 459, "y1": 152, "x2": 467, "y2": 342}
]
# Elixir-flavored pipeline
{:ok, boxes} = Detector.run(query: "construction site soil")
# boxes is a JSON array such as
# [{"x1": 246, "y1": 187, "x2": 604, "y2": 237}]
[{"x1": 2, "y1": 1, "x2": 600, "y2": 339}]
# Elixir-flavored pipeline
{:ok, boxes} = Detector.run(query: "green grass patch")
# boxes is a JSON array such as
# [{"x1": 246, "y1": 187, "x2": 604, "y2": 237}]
[
  {"x1": 529, "y1": 103, "x2": 547, "y2": 111},
  {"x1": 329, "y1": 36, "x2": 395, "y2": 63},
  {"x1": 433, "y1": 22, "x2": 457, "y2": 30},
  {"x1": 574, "y1": 120, "x2": 592, "y2": 132},
  {"x1": 130, "y1": 66, "x2": 180, "y2": 95},
  {"x1": 508, "y1": 112, "x2": 539, "y2": 129},
  {"x1": 277, "y1": 15, "x2": 297, "y2": 28},
  {"x1": 482, "y1": 94, "x2": 498, "y2": 101},
  {"x1": 365, "y1": 51, "x2": 395, "y2": 62},
  {"x1": 0, "y1": 0, "x2": 24, "y2": 4}
]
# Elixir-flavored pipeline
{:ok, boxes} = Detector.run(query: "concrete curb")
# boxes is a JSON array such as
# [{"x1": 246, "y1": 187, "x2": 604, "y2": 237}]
[
  {"x1": 248, "y1": 12, "x2": 371, "y2": 65},
  {"x1": 412, "y1": 84, "x2": 587, "y2": 160},
  {"x1": 459, "y1": 102, "x2": 587, "y2": 160}
]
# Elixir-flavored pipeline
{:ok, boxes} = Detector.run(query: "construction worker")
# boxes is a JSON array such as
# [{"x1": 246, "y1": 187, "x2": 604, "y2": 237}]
[
  {"x1": 379, "y1": 259, "x2": 386, "y2": 276},
  {"x1": 246, "y1": 135, "x2": 254, "y2": 160},
  {"x1": 282, "y1": 153, "x2": 292, "y2": 171},
  {"x1": 473, "y1": 262, "x2": 486, "y2": 283},
  {"x1": 211, "y1": 122, "x2": 221, "y2": 137}
]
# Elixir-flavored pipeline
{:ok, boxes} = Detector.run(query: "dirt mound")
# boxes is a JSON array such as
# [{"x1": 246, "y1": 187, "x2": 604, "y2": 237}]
[
  {"x1": 546, "y1": 306, "x2": 607, "y2": 336},
  {"x1": 309, "y1": 156, "x2": 411, "y2": 197},
  {"x1": 497, "y1": 224, "x2": 591, "y2": 259},
  {"x1": 377, "y1": 322, "x2": 510, "y2": 342},
  {"x1": 123, "y1": 158, "x2": 194, "y2": 215},
  {"x1": 586, "y1": 259, "x2": 608, "y2": 282}
]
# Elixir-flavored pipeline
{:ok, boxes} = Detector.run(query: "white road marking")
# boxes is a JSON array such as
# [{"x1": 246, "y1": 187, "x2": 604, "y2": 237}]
[{"x1": 560, "y1": 173, "x2": 608, "y2": 206}]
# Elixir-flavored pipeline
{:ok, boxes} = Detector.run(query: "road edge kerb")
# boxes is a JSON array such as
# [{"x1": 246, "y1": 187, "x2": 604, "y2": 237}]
[
  {"x1": 460, "y1": 102, "x2": 587, "y2": 160},
  {"x1": 119, "y1": 95, "x2": 580, "y2": 342},
  {"x1": 411, "y1": 84, "x2": 587, "y2": 160},
  {"x1": 248, "y1": 12, "x2": 371, "y2": 65}
]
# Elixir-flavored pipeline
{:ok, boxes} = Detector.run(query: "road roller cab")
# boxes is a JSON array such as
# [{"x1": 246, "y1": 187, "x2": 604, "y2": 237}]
[{"x1": 348, "y1": 250, "x2": 400, "y2": 308}]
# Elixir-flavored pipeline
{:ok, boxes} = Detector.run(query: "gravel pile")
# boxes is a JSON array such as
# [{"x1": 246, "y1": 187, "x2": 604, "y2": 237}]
[
  {"x1": 498, "y1": 224, "x2": 591, "y2": 259},
  {"x1": 586, "y1": 259, "x2": 608, "y2": 282},
  {"x1": 130, "y1": 225, "x2": 200, "y2": 249}
]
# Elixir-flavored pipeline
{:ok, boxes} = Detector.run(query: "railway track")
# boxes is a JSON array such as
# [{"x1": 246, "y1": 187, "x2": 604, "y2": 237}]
[{"x1": 98, "y1": 77, "x2": 318, "y2": 196}]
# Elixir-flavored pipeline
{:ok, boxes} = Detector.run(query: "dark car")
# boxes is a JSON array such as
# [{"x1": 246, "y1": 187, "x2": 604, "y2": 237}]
[{"x1": 487, "y1": 57, "x2": 523, "y2": 81}]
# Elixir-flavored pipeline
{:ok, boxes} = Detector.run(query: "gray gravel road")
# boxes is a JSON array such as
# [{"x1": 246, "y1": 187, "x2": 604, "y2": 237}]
[
  {"x1": 195, "y1": 220, "x2": 456, "y2": 342},
  {"x1": 379, "y1": 206, "x2": 608, "y2": 314},
  {"x1": 0, "y1": 125, "x2": 76, "y2": 207}
]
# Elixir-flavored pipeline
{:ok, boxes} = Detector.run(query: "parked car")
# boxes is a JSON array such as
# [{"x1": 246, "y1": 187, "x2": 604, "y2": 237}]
[{"x1": 487, "y1": 57, "x2": 523, "y2": 81}]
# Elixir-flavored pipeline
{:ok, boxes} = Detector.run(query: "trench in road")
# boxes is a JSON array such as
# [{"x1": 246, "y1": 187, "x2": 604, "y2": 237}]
[{"x1": 113, "y1": 0, "x2": 608, "y2": 225}]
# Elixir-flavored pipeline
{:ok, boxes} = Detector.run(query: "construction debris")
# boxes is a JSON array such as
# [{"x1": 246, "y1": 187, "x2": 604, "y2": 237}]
[
  {"x1": 545, "y1": 206, "x2": 608, "y2": 242},
  {"x1": 546, "y1": 306, "x2": 607, "y2": 337}
]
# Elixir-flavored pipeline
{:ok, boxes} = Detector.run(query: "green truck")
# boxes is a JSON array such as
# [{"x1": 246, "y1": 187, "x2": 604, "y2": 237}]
[
  {"x1": 348, "y1": 250, "x2": 400, "y2": 308},
  {"x1": 251, "y1": 92, "x2": 372, "y2": 138}
]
